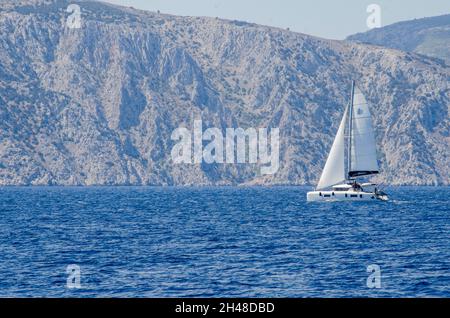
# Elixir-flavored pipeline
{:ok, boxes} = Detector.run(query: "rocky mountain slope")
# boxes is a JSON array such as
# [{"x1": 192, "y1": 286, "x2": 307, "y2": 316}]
[
  {"x1": 348, "y1": 14, "x2": 450, "y2": 65},
  {"x1": 0, "y1": 0, "x2": 449, "y2": 186}
]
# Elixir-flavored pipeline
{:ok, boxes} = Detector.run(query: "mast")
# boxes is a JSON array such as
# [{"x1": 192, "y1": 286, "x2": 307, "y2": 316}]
[{"x1": 347, "y1": 80, "x2": 355, "y2": 180}]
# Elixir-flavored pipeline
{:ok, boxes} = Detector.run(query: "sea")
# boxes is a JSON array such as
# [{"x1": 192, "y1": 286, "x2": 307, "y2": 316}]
[{"x1": 0, "y1": 186, "x2": 448, "y2": 297}]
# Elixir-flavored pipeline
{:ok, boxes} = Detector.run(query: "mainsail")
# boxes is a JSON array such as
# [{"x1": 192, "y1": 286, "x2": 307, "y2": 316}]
[
  {"x1": 316, "y1": 82, "x2": 379, "y2": 190},
  {"x1": 317, "y1": 105, "x2": 349, "y2": 190},
  {"x1": 348, "y1": 86, "x2": 379, "y2": 177}
]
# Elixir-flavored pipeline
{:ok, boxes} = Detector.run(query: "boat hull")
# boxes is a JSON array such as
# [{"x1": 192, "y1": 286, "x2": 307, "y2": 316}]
[{"x1": 307, "y1": 190, "x2": 387, "y2": 202}]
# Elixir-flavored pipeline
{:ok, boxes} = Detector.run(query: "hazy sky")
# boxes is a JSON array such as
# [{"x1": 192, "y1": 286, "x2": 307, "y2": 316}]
[{"x1": 103, "y1": 0, "x2": 450, "y2": 39}]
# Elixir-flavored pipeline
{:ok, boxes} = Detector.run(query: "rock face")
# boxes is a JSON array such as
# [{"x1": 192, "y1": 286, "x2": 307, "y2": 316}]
[
  {"x1": 347, "y1": 14, "x2": 450, "y2": 65},
  {"x1": 0, "y1": 0, "x2": 449, "y2": 186}
]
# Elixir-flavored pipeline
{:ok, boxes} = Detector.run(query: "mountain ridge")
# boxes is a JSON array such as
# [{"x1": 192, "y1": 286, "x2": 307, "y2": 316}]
[
  {"x1": 347, "y1": 14, "x2": 450, "y2": 65},
  {"x1": 0, "y1": 0, "x2": 448, "y2": 186}
]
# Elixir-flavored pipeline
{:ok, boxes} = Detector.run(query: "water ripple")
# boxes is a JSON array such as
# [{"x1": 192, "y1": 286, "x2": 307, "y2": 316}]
[{"x1": 0, "y1": 186, "x2": 448, "y2": 297}]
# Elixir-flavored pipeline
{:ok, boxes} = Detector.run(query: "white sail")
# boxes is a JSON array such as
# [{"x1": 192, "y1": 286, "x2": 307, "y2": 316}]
[
  {"x1": 349, "y1": 87, "x2": 379, "y2": 176},
  {"x1": 317, "y1": 105, "x2": 348, "y2": 190}
]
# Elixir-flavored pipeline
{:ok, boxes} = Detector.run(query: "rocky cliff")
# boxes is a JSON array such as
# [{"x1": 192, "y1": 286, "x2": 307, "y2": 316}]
[{"x1": 0, "y1": 0, "x2": 449, "y2": 186}]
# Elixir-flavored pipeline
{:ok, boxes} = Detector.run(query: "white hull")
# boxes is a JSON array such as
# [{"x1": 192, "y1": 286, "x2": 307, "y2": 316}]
[{"x1": 307, "y1": 190, "x2": 388, "y2": 202}]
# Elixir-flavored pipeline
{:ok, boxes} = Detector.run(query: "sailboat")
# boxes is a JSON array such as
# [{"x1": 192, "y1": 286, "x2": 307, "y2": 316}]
[{"x1": 307, "y1": 81, "x2": 389, "y2": 202}]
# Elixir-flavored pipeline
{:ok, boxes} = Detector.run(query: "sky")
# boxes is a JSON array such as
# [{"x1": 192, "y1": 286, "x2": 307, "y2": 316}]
[{"x1": 103, "y1": 0, "x2": 450, "y2": 39}]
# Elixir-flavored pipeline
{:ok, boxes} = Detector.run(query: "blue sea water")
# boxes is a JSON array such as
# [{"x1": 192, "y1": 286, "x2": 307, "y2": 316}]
[{"x1": 0, "y1": 186, "x2": 448, "y2": 298}]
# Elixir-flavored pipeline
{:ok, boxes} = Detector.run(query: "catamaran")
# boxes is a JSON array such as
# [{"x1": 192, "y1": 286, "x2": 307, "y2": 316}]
[{"x1": 307, "y1": 81, "x2": 388, "y2": 202}]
